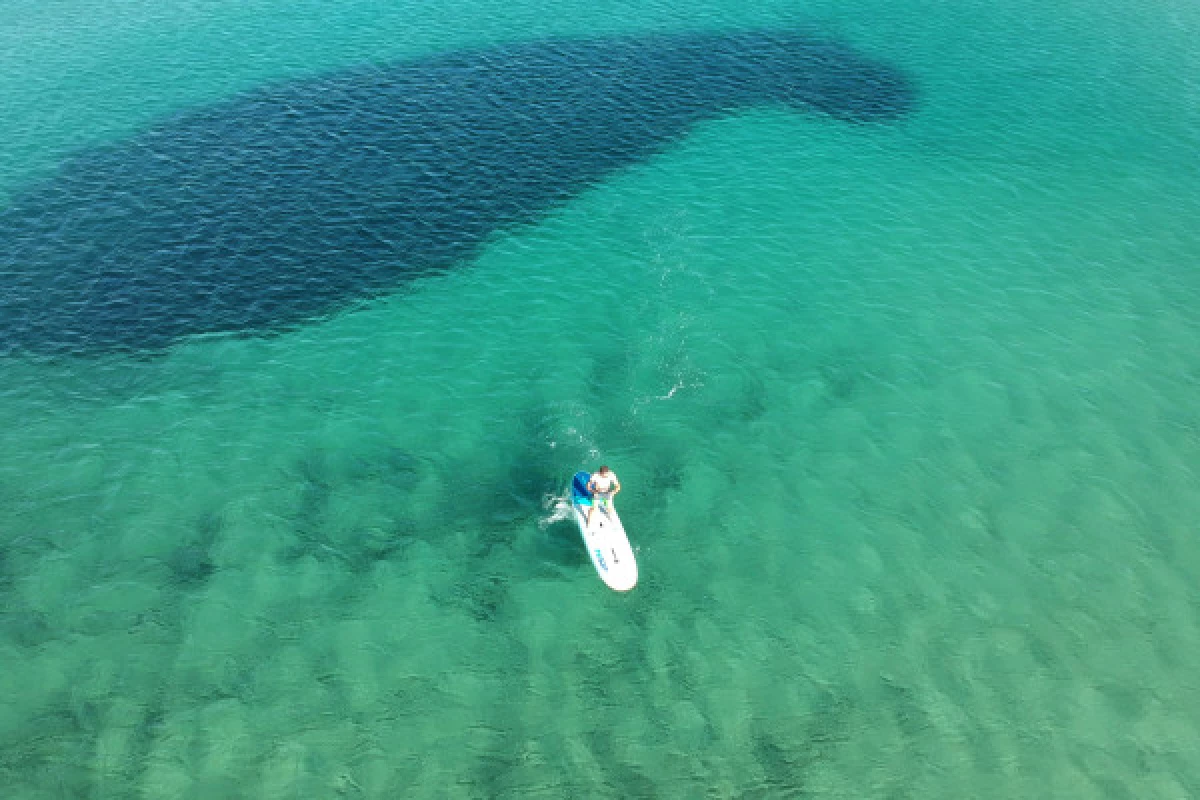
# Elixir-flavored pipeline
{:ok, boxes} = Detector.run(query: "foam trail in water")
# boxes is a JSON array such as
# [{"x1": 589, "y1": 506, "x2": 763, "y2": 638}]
[{"x1": 538, "y1": 492, "x2": 574, "y2": 530}]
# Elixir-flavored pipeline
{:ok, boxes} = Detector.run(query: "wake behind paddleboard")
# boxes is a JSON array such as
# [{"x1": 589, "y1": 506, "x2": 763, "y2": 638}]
[{"x1": 571, "y1": 471, "x2": 638, "y2": 592}]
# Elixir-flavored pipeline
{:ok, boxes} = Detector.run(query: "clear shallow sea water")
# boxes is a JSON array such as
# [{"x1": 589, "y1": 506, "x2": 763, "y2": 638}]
[{"x1": 2, "y1": 0, "x2": 1200, "y2": 797}]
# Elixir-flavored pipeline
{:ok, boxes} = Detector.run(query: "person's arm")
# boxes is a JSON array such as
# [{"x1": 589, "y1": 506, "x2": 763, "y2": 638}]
[
  {"x1": 586, "y1": 479, "x2": 597, "y2": 495},
  {"x1": 612, "y1": 478, "x2": 621, "y2": 497}
]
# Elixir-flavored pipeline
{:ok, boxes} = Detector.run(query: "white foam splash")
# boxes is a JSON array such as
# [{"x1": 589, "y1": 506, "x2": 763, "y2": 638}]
[{"x1": 537, "y1": 491, "x2": 573, "y2": 530}]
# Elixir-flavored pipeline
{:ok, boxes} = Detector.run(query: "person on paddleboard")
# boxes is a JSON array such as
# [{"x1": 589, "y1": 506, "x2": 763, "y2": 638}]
[{"x1": 586, "y1": 466, "x2": 621, "y2": 528}]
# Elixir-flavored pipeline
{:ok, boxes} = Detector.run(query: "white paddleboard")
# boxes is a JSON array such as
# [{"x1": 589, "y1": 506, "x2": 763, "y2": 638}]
[{"x1": 570, "y1": 471, "x2": 638, "y2": 592}]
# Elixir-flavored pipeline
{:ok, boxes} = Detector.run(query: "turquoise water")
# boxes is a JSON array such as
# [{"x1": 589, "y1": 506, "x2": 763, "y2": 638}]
[{"x1": 3, "y1": 0, "x2": 1200, "y2": 796}]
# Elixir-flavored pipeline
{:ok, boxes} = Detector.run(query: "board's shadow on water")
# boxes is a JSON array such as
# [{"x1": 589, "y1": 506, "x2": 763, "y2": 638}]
[
  {"x1": 538, "y1": 514, "x2": 591, "y2": 573},
  {"x1": 0, "y1": 28, "x2": 916, "y2": 358}
]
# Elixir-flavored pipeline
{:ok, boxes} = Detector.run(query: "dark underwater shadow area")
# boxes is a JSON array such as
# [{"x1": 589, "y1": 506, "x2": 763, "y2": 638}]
[{"x1": 0, "y1": 29, "x2": 916, "y2": 358}]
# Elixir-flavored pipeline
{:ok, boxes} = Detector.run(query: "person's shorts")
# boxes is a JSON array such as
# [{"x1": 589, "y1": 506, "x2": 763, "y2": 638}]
[{"x1": 594, "y1": 493, "x2": 613, "y2": 509}]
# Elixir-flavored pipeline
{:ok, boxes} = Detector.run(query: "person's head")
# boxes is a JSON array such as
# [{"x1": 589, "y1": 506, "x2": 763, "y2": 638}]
[{"x1": 598, "y1": 465, "x2": 611, "y2": 474}]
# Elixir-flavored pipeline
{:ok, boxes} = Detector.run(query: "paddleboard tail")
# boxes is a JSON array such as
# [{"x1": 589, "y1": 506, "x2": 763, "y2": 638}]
[{"x1": 571, "y1": 471, "x2": 592, "y2": 505}]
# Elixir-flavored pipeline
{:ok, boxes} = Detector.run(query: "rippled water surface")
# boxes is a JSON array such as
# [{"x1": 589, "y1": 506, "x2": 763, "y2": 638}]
[{"x1": 3, "y1": 0, "x2": 1200, "y2": 796}]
